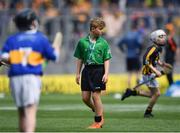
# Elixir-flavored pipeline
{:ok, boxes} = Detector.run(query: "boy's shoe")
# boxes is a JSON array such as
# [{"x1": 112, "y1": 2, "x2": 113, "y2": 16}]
[
  {"x1": 88, "y1": 122, "x2": 102, "y2": 129},
  {"x1": 121, "y1": 88, "x2": 132, "y2": 101},
  {"x1": 144, "y1": 113, "x2": 154, "y2": 118},
  {"x1": 88, "y1": 117, "x2": 104, "y2": 129}
]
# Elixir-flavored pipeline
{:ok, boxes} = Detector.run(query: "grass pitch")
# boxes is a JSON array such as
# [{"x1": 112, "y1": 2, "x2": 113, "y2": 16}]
[{"x1": 0, "y1": 94, "x2": 180, "y2": 132}]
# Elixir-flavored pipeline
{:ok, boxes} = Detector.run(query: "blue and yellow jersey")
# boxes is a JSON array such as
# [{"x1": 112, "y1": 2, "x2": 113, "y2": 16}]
[
  {"x1": 142, "y1": 44, "x2": 162, "y2": 75},
  {"x1": 1, "y1": 30, "x2": 58, "y2": 77}
]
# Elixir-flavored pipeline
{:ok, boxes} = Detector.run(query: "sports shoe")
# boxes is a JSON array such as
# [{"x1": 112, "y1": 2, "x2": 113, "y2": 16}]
[
  {"x1": 88, "y1": 117, "x2": 104, "y2": 129},
  {"x1": 144, "y1": 113, "x2": 154, "y2": 118},
  {"x1": 88, "y1": 122, "x2": 102, "y2": 129},
  {"x1": 121, "y1": 88, "x2": 132, "y2": 101}
]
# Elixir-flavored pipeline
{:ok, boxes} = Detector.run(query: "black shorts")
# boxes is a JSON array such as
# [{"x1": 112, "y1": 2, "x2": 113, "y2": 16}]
[
  {"x1": 81, "y1": 65, "x2": 105, "y2": 92},
  {"x1": 126, "y1": 57, "x2": 141, "y2": 71}
]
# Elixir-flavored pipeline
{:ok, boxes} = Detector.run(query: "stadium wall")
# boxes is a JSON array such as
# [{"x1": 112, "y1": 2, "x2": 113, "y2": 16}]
[{"x1": 0, "y1": 74, "x2": 179, "y2": 94}]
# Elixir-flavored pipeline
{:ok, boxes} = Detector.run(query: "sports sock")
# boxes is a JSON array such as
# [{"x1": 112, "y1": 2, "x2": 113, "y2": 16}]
[
  {"x1": 145, "y1": 106, "x2": 152, "y2": 114},
  {"x1": 131, "y1": 90, "x2": 138, "y2": 96},
  {"x1": 94, "y1": 116, "x2": 102, "y2": 122}
]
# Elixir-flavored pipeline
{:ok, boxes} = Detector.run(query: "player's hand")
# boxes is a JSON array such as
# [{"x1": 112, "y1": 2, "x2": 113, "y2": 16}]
[
  {"x1": 164, "y1": 63, "x2": 172, "y2": 69},
  {"x1": 162, "y1": 64, "x2": 173, "y2": 75},
  {"x1": 102, "y1": 74, "x2": 108, "y2": 84},
  {"x1": 76, "y1": 74, "x2": 80, "y2": 85},
  {"x1": 156, "y1": 71, "x2": 162, "y2": 77},
  {"x1": 150, "y1": 73, "x2": 156, "y2": 79}
]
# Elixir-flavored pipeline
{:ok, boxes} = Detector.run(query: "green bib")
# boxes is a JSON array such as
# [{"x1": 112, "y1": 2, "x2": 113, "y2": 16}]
[{"x1": 74, "y1": 35, "x2": 112, "y2": 65}]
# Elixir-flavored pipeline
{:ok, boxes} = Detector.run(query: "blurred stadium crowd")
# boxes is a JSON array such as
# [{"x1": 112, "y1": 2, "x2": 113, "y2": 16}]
[{"x1": 0, "y1": 0, "x2": 180, "y2": 74}]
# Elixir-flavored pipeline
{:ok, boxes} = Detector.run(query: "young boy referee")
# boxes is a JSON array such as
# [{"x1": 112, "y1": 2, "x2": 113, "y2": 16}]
[{"x1": 74, "y1": 17, "x2": 112, "y2": 129}]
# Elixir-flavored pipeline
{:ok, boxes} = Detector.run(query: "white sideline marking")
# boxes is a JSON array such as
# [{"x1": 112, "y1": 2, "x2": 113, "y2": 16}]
[{"x1": 0, "y1": 104, "x2": 180, "y2": 112}]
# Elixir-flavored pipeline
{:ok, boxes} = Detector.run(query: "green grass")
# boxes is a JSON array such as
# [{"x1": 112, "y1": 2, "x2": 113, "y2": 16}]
[{"x1": 0, "y1": 94, "x2": 180, "y2": 132}]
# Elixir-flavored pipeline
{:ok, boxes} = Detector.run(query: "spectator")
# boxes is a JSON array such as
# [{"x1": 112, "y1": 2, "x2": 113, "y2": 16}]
[
  {"x1": 70, "y1": 0, "x2": 92, "y2": 37},
  {"x1": 117, "y1": 23, "x2": 143, "y2": 88},
  {"x1": 164, "y1": 23, "x2": 177, "y2": 86},
  {"x1": 102, "y1": 8, "x2": 126, "y2": 44}
]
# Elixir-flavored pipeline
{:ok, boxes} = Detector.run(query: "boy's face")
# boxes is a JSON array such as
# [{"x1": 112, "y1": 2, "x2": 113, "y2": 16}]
[
  {"x1": 91, "y1": 27, "x2": 104, "y2": 38},
  {"x1": 156, "y1": 34, "x2": 167, "y2": 46}
]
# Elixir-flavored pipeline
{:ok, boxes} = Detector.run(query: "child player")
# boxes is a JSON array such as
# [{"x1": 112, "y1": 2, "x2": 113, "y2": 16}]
[
  {"x1": 121, "y1": 29, "x2": 171, "y2": 118},
  {"x1": 0, "y1": 9, "x2": 60, "y2": 132}
]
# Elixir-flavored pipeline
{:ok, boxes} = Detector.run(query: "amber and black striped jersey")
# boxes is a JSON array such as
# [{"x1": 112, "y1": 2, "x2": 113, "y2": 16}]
[{"x1": 142, "y1": 44, "x2": 162, "y2": 75}]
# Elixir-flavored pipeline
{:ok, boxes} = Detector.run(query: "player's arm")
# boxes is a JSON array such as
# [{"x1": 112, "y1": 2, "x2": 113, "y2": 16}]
[
  {"x1": 102, "y1": 59, "x2": 110, "y2": 83},
  {"x1": 102, "y1": 42, "x2": 112, "y2": 83},
  {"x1": 74, "y1": 39, "x2": 84, "y2": 85},
  {"x1": 157, "y1": 60, "x2": 173, "y2": 74},
  {"x1": 145, "y1": 47, "x2": 162, "y2": 77},
  {"x1": 75, "y1": 59, "x2": 83, "y2": 85},
  {"x1": 149, "y1": 64, "x2": 162, "y2": 77},
  {"x1": 158, "y1": 60, "x2": 172, "y2": 68},
  {"x1": 144, "y1": 57, "x2": 161, "y2": 77}
]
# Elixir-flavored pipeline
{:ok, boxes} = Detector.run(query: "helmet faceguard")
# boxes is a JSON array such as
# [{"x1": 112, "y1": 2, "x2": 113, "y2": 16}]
[{"x1": 150, "y1": 29, "x2": 167, "y2": 46}]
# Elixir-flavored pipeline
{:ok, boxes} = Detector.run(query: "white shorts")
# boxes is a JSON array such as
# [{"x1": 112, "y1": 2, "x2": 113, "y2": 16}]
[
  {"x1": 10, "y1": 75, "x2": 41, "y2": 107},
  {"x1": 140, "y1": 74, "x2": 159, "y2": 88}
]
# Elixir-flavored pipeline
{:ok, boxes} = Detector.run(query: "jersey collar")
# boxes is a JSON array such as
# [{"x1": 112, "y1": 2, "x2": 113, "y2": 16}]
[
  {"x1": 25, "y1": 29, "x2": 38, "y2": 34},
  {"x1": 86, "y1": 34, "x2": 101, "y2": 42}
]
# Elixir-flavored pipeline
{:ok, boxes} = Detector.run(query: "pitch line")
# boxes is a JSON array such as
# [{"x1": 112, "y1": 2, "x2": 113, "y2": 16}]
[{"x1": 0, "y1": 104, "x2": 180, "y2": 112}]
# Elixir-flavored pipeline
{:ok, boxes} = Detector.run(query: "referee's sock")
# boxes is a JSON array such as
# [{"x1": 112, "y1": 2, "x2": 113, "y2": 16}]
[{"x1": 94, "y1": 116, "x2": 102, "y2": 122}]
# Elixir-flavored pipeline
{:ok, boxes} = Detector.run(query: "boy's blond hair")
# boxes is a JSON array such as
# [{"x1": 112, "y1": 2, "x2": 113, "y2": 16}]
[{"x1": 90, "y1": 17, "x2": 105, "y2": 31}]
